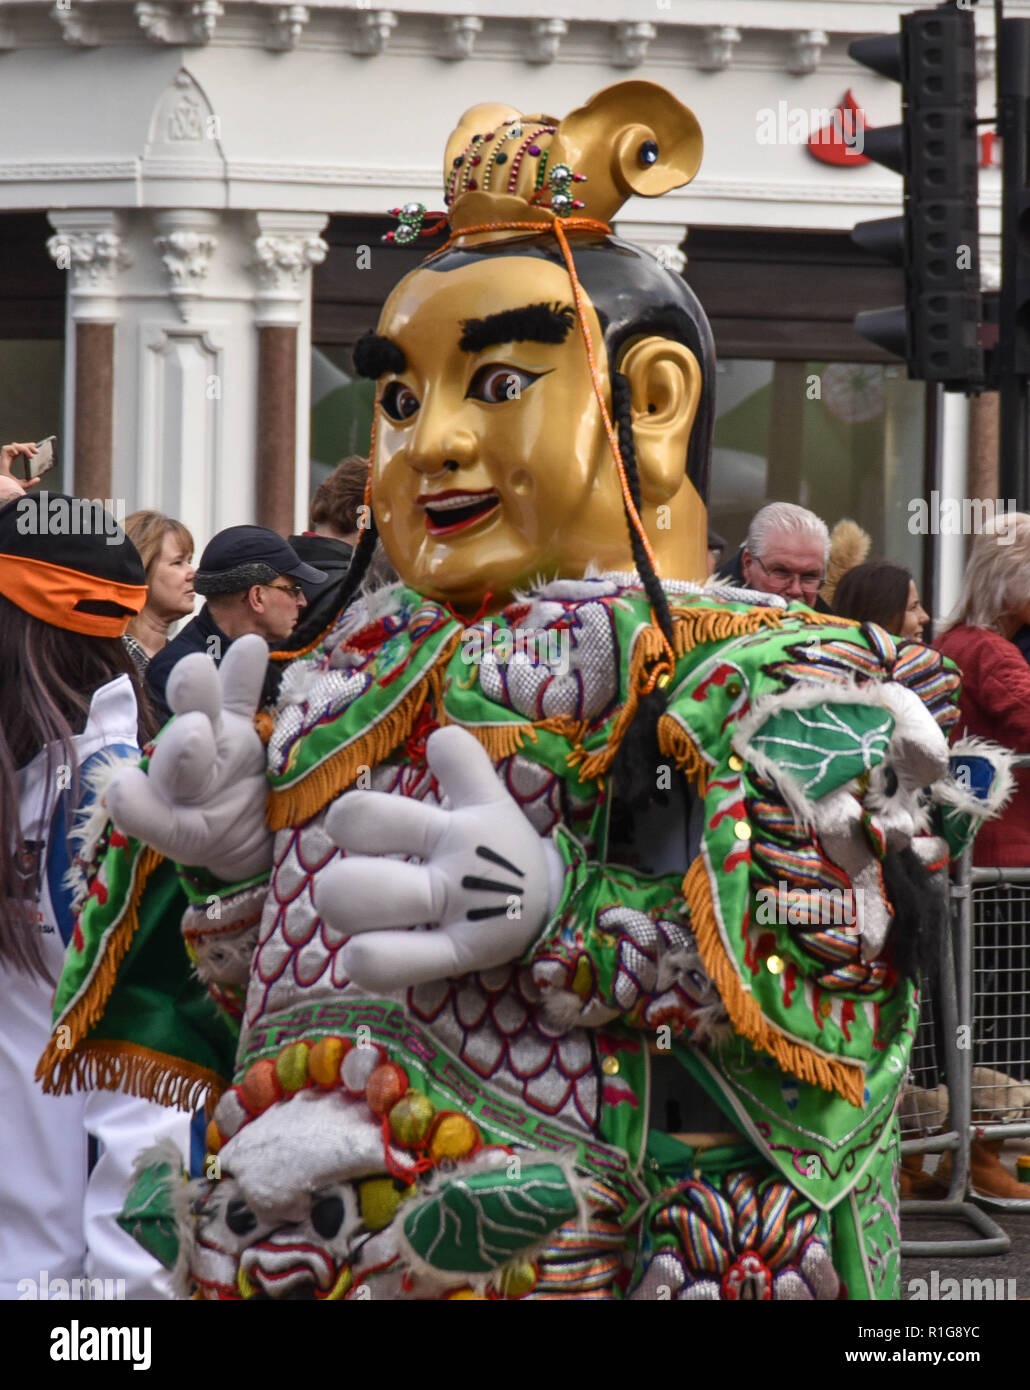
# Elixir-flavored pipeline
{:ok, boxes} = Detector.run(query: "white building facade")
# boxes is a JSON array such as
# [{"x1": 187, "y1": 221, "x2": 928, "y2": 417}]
[{"x1": 0, "y1": 0, "x2": 1009, "y2": 612}]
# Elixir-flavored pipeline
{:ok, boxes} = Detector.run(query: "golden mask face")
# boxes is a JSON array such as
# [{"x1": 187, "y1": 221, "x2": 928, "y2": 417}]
[{"x1": 370, "y1": 254, "x2": 706, "y2": 608}]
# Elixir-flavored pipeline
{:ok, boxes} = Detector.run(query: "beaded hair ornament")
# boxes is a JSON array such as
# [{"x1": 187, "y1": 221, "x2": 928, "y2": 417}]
[{"x1": 363, "y1": 81, "x2": 704, "y2": 667}]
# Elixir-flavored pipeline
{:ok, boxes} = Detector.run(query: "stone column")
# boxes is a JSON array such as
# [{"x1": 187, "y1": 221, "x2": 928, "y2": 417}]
[
  {"x1": 72, "y1": 324, "x2": 115, "y2": 502},
  {"x1": 967, "y1": 390, "x2": 1000, "y2": 507},
  {"x1": 250, "y1": 213, "x2": 328, "y2": 534},
  {"x1": 46, "y1": 211, "x2": 131, "y2": 500},
  {"x1": 256, "y1": 325, "x2": 298, "y2": 534}
]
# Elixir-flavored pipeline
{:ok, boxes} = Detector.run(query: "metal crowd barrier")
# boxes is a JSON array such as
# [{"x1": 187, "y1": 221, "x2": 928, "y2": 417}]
[
  {"x1": 967, "y1": 859, "x2": 1030, "y2": 1196},
  {"x1": 898, "y1": 754, "x2": 1030, "y2": 1256}
]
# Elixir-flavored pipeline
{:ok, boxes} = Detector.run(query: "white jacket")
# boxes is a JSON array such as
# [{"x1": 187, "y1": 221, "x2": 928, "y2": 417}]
[{"x1": 0, "y1": 676, "x2": 191, "y2": 1301}]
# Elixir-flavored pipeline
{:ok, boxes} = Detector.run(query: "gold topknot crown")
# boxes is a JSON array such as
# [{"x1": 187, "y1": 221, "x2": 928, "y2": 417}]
[{"x1": 441, "y1": 80, "x2": 703, "y2": 236}]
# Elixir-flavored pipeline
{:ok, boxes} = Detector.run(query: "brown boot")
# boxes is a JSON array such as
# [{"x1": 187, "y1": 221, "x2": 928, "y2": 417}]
[
  {"x1": 969, "y1": 1139, "x2": 1029, "y2": 1200},
  {"x1": 900, "y1": 1151, "x2": 949, "y2": 1200}
]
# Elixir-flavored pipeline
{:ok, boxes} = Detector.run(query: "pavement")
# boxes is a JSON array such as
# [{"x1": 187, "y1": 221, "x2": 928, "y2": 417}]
[
  {"x1": 901, "y1": 1140, "x2": 1030, "y2": 1300},
  {"x1": 902, "y1": 1212, "x2": 1030, "y2": 1298}
]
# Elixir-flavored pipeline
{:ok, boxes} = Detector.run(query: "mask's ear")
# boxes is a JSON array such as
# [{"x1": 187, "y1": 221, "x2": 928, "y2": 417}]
[{"x1": 618, "y1": 337, "x2": 701, "y2": 504}]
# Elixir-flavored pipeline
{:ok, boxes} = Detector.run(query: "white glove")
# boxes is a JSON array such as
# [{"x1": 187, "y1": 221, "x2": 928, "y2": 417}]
[
  {"x1": 107, "y1": 634, "x2": 273, "y2": 882},
  {"x1": 314, "y1": 725, "x2": 564, "y2": 992}
]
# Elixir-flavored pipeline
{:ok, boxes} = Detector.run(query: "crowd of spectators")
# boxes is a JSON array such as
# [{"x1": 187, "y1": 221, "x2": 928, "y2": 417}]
[{"x1": 2, "y1": 435, "x2": 1030, "y2": 1292}]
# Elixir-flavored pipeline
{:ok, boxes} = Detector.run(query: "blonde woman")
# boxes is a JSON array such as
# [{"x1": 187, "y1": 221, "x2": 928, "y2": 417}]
[
  {"x1": 122, "y1": 511, "x2": 196, "y2": 672},
  {"x1": 934, "y1": 513, "x2": 1030, "y2": 1198}
]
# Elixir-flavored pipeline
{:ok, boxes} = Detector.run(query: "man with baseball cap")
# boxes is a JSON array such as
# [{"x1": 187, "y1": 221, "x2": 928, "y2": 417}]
[{"x1": 145, "y1": 525, "x2": 325, "y2": 727}]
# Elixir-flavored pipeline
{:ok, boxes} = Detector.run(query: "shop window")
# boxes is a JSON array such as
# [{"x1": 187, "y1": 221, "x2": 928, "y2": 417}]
[
  {"x1": 0, "y1": 340, "x2": 65, "y2": 490},
  {"x1": 709, "y1": 358, "x2": 925, "y2": 575},
  {"x1": 309, "y1": 345, "x2": 374, "y2": 498}
]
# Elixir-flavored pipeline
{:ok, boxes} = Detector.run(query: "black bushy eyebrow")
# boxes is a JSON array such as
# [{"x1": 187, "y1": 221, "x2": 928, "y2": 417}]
[
  {"x1": 353, "y1": 331, "x2": 407, "y2": 379},
  {"x1": 459, "y1": 301, "x2": 576, "y2": 353}
]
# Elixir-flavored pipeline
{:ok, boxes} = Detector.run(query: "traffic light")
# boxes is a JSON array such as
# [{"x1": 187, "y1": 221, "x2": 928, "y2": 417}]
[
  {"x1": 998, "y1": 20, "x2": 1030, "y2": 379},
  {"x1": 996, "y1": 18, "x2": 1030, "y2": 502},
  {"x1": 849, "y1": 5, "x2": 982, "y2": 388}
]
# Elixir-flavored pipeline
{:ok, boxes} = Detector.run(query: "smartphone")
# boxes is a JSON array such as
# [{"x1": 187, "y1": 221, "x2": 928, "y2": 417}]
[{"x1": 24, "y1": 437, "x2": 56, "y2": 480}]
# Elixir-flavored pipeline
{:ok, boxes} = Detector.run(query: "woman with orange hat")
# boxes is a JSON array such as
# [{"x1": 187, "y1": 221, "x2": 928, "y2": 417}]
[{"x1": 0, "y1": 482, "x2": 190, "y2": 1300}]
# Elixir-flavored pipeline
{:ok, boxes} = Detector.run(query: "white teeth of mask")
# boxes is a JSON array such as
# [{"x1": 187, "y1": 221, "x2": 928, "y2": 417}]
[{"x1": 428, "y1": 493, "x2": 496, "y2": 509}]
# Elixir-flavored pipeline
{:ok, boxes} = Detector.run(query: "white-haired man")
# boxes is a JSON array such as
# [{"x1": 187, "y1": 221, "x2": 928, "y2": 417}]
[{"x1": 717, "y1": 501, "x2": 832, "y2": 612}]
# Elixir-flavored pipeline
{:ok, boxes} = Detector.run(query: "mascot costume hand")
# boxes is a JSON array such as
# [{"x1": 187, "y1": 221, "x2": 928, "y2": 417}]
[
  {"x1": 315, "y1": 724, "x2": 564, "y2": 991},
  {"x1": 107, "y1": 635, "x2": 273, "y2": 883}
]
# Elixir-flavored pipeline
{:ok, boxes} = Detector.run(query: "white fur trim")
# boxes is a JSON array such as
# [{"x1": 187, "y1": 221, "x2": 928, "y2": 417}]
[
  {"x1": 359, "y1": 580, "x2": 407, "y2": 624},
  {"x1": 527, "y1": 571, "x2": 740, "y2": 601},
  {"x1": 701, "y1": 579, "x2": 791, "y2": 608},
  {"x1": 537, "y1": 989, "x2": 620, "y2": 1030},
  {"x1": 130, "y1": 1135, "x2": 189, "y2": 1181},
  {"x1": 931, "y1": 734, "x2": 1017, "y2": 821},
  {"x1": 525, "y1": 575, "x2": 621, "y2": 602},
  {"x1": 276, "y1": 658, "x2": 328, "y2": 709},
  {"x1": 689, "y1": 1003, "x2": 735, "y2": 1044},
  {"x1": 871, "y1": 682, "x2": 950, "y2": 787},
  {"x1": 69, "y1": 746, "x2": 140, "y2": 858},
  {"x1": 171, "y1": 1177, "x2": 209, "y2": 1299},
  {"x1": 220, "y1": 1090, "x2": 410, "y2": 1225},
  {"x1": 321, "y1": 581, "x2": 406, "y2": 655}
]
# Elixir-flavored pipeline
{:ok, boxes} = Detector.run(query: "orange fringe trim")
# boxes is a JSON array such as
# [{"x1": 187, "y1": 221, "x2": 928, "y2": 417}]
[
  {"x1": 667, "y1": 602, "x2": 855, "y2": 657},
  {"x1": 669, "y1": 604, "x2": 787, "y2": 654},
  {"x1": 803, "y1": 609, "x2": 862, "y2": 629},
  {"x1": 571, "y1": 626, "x2": 670, "y2": 782},
  {"x1": 539, "y1": 714, "x2": 592, "y2": 745},
  {"x1": 457, "y1": 714, "x2": 596, "y2": 773},
  {"x1": 683, "y1": 856, "x2": 865, "y2": 1108},
  {"x1": 460, "y1": 722, "x2": 538, "y2": 760},
  {"x1": 657, "y1": 716, "x2": 709, "y2": 798},
  {"x1": 37, "y1": 844, "x2": 164, "y2": 1093},
  {"x1": 40, "y1": 1039, "x2": 225, "y2": 1113},
  {"x1": 266, "y1": 631, "x2": 462, "y2": 830}
]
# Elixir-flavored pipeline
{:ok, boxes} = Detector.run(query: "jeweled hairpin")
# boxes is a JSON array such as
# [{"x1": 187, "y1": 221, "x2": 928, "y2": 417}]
[
  {"x1": 382, "y1": 203, "x2": 449, "y2": 245},
  {"x1": 531, "y1": 162, "x2": 588, "y2": 217}
]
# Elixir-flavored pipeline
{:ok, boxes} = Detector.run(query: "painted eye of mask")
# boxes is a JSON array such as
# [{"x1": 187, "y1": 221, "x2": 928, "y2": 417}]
[
  {"x1": 466, "y1": 363, "x2": 545, "y2": 404},
  {"x1": 380, "y1": 381, "x2": 421, "y2": 421}
]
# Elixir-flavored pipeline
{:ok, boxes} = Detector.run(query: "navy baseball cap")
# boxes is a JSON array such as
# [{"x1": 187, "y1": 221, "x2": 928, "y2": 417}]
[{"x1": 194, "y1": 525, "x2": 327, "y2": 596}]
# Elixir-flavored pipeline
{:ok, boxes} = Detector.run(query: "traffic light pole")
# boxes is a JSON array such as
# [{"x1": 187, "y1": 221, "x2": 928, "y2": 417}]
[{"x1": 997, "y1": 17, "x2": 1030, "y2": 507}]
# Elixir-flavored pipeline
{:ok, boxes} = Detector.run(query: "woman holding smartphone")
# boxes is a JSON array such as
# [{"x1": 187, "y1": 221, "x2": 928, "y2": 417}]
[{"x1": 0, "y1": 440, "x2": 48, "y2": 503}]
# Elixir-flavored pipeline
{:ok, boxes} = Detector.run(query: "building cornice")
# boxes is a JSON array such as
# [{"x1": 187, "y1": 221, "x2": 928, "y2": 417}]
[
  {"x1": 0, "y1": 2, "x2": 1002, "y2": 235},
  {"x1": 0, "y1": 1, "x2": 1001, "y2": 71},
  {"x1": 0, "y1": 155, "x2": 1003, "y2": 206}
]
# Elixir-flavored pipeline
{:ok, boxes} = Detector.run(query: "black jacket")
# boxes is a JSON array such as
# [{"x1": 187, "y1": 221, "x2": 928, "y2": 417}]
[
  {"x1": 276, "y1": 533, "x2": 354, "y2": 656},
  {"x1": 145, "y1": 605, "x2": 279, "y2": 728}
]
